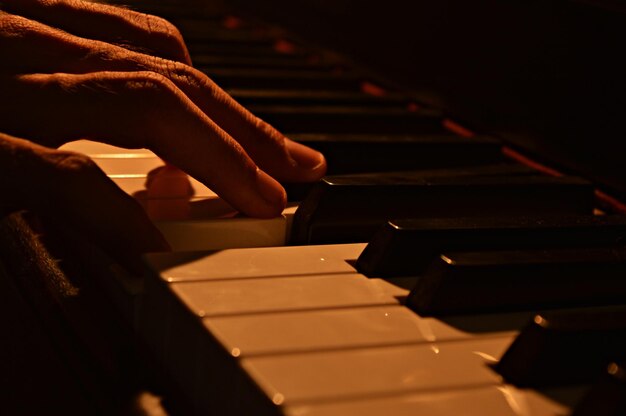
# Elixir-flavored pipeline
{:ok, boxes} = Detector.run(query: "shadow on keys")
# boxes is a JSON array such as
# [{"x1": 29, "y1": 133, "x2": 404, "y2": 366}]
[
  {"x1": 59, "y1": 139, "x2": 295, "y2": 252},
  {"x1": 135, "y1": 164, "x2": 238, "y2": 221}
]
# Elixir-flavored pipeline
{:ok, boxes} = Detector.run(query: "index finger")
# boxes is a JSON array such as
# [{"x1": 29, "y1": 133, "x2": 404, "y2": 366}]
[{"x1": 1, "y1": 71, "x2": 287, "y2": 218}]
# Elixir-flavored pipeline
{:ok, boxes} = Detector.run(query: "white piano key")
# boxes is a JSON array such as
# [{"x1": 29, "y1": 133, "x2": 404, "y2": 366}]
[
  {"x1": 61, "y1": 140, "x2": 302, "y2": 251},
  {"x1": 138, "y1": 280, "x2": 407, "y2": 414},
  {"x1": 139, "y1": 244, "x2": 594, "y2": 416},
  {"x1": 171, "y1": 274, "x2": 405, "y2": 317},
  {"x1": 145, "y1": 243, "x2": 366, "y2": 282},
  {"x1": 89, "y1": 156, "x2": 165, "y2": 175},
  {"x1": 59, "y1": 139, "x2": 154, "y2": 156},
  {"x1": 62, "y1": 140, "x2": 217, "y2": 198},
  {"x1": 284, "y1": 385, "x2": 573, "y2": 416},
  {"x1": 156, "y1": 214, "x2": 290, "y2": 251},
  {"x1": 242, "y1": 336, "x2": 513, "y2": 405},
  {"x1": 204, "y1": 305, "x2": 519, "y2": 356},
  {"x1": 108, "y1": 170, "x2": 298, "y2": 250},
  {"x1": 110, "y1": 175, "x2": 216, "y2": 198}
]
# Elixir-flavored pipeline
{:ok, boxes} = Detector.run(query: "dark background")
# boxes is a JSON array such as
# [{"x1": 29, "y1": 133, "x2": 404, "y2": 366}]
[{"x1": 228, "y1": 0, "x2": 626, "y2": 198}]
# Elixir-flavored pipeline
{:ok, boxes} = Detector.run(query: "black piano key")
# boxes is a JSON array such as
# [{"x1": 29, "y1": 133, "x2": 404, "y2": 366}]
[
  {"x1": 338, "y1": 163, "x2": 538, "y2": 178},
  {"x1": 283, "y1": 162, "x2": 533, "y2": 202},
  {"x1": 248, "y1": 106, "x2": 444, "y2": 134},
  {"x1": 170, "y1": 19, "x2": 270, "y2": 43},
  {"x1": 495, "y1": 308, "x2": 626, "y2": 387},
  {"x1": 357, "y1": 215, "x2": 626, "y2": 277},
  {"x1": 408, "y1": 247, "x2": 626, "y2": 316},
  {"x1": 282, "y1": 138, "x2": 506, "y2": 201},
  {"x1": 573, "y1": 361, "x2": 626, "y2": 416},
  {"x1": 194, "y1": 56, "x2": 334, "y2": 70},
  {"x1": 290, "y1": 171, "x2": 594, "y2": 244},
  {"x1": 290, "y1": 134, "x2": 502, "y2": 174},
  {"x1": 229, "y1": 89, "x2": 408, "y2": 107},
  {"x1": 201, "y1": 69, "x2": 361, "y2": 90},
  {"x1": 187, "y1": 42, "x2": 308, "y2": 58}
]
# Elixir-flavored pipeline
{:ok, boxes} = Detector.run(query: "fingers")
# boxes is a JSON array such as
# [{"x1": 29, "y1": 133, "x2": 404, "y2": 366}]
[
  {"x1": 0, "y1": 0, "x2": 191, "y2": 64},
  {"x1": 0, "y1": 12, "x2": 327, "y2": 183},
  {"x1": 1, "y1": 71, "x2": 287, "y2": 218},
  {"x1": 0, "y1": 6, "x2": 326, "y2": 222},
  {"x1": 0, "y1": 131, "x2": 170, "y2": 266}
]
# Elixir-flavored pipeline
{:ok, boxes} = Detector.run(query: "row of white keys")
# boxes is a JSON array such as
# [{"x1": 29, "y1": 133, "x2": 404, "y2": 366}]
[
  {"x1": 59, "y1": 140, "x2": 293, "y2": 251},
  {"x1": 141, "y1": 243, "x2": 577, "y2": 416},
  {"x1": 285, "y1": 385, "x2": 580, "y2": 416}
]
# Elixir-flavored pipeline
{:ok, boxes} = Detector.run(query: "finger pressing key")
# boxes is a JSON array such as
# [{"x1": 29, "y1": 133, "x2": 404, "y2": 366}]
[
  {"x1": 1, "y1": 71, "x2": 287, "y2": 218},
  {"x1": 0, "y1": 12, "x2": 326, "y2": 183}
]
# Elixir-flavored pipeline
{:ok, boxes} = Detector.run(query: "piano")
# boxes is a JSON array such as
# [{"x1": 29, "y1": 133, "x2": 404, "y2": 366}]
[{"x1": 2, "y1": 0, "x2": 626, "y2": 414}]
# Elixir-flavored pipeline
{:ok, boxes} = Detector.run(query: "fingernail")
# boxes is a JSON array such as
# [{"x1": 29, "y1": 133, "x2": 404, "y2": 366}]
[
  {"x1": 256, "y1": 168, "x2": 287, "y2": 214},
  {"x1": 286, "y1": 139, "x2": 326, "y2": 171}
]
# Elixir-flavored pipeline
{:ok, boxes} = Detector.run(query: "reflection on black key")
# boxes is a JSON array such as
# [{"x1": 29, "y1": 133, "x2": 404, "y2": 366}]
[
  {"x1": 284, "y1": 162, "x2": 533, "y2": 202},
  {"x1": 496, "y1": 308, "x2": 626, "y2": 387},
  {"x1": 290, "y1": 171, "x2": 593, "y2": 244},
  {"x1": 408, "y1": 247, "x2": 626, "y2": 315},
  {"x1": 357, "y1": 215, "x2": 626, "y2": 277},
  {"x1": 573, "y1": 361, "x2": 626, "y2": 416},
  {"x1": 249, "y1": 106, "x2": 443, "y2": 134}
]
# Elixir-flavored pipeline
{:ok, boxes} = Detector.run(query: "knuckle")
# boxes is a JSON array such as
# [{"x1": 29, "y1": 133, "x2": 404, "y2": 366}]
[
  {"x1": 124, "y1": 71, "x2": 177, "y2": 96},
  {"x1": 148, "y1": 15, "x2": 186, "y2": 46},
  {"x1": 160, "y1": 59, "x2": 202, "y2": 89},
  {"x1": 137, "y1": 13, "x2": 188, "y2": 61},
  {"x1": 36, "y1": 0, "x2": 59, "y2": 6},
  {"x1": 22, "y1": 72, "x2": 82, "y2": 96},
  {"x1": 0, "y1": 13, "x2": 31, "y2": 37}
]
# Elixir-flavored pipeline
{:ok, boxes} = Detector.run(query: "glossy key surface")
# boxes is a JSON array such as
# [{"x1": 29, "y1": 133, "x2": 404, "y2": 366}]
[
  {"x1": 140, "y1": 241, "x2": 603, "y2": 416},
  {"x1": 290, "y1": 133, "x2": 502, "y2": 174},
  {"x1": 409, "y1": 247, "x2": 626, "y2": 315},
  {"x1": 291, "y1": 170, "x2": 594, "y2": 244},
  {"x1": 357, "y1": 215, "x2": 626, "y2": 277},
  {"x1": 496, "y1": 307, "x2": 626, "y2": 386}
]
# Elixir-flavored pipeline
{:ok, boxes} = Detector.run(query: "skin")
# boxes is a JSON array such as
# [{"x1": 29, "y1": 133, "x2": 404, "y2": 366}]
[{"x1": 0, "y1": 0, "x2": 327, "y2": 264}]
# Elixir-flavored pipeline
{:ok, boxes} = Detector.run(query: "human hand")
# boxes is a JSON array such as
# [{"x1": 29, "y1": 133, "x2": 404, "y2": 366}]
[
  {"x1": 0, "y1": 0, "x2": 326, "y2": 259},
  {"x1": 0, "y1": 131, "x2": 171, "y2": 266}
]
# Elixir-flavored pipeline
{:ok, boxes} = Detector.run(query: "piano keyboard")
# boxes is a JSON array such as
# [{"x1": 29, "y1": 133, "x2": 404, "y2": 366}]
[
  {"x1": 60, "y1": 2, "x2": 626, "y2": 414},
  {"x1": 139, "y1": 242, "x2": 589, "y2": 416},
  {"x1": 59, "y1": 139, "x2": 295, "y2": 251}
]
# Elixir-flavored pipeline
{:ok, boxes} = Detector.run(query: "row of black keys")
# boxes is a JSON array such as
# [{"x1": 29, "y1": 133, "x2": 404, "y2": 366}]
[
  {"x1": 116, "y1": 3, "x2": 626, "y2": 413},
  {"x1": 185, "y1": 12, "x2": 626, "y2": 410}
]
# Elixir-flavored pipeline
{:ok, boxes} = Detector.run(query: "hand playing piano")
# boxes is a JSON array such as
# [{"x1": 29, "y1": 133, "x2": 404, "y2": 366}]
[{"x1": 0, "y1": 0, "x2": 326, "y2": 263}]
